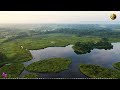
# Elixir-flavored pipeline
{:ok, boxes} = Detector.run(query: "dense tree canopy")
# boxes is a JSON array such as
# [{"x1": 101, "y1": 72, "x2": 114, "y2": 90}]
[
  {"x1": 73, "y1": 38, "x2": 113, "y2": 54},
  {"x1": 42, "y1": 26, "x2": 120, "y2": 38}
]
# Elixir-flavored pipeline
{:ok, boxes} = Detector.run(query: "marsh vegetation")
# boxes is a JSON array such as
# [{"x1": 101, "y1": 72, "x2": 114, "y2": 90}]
[
  {"x1": 80, "y1": 64, "x2": 120, "y2": 78},
  {"x1": 0, "y1": 24, "x2": 120, "y2": 78},
  {"x1": 25, "y1": 58, "x2": 71, "y2": 73}
]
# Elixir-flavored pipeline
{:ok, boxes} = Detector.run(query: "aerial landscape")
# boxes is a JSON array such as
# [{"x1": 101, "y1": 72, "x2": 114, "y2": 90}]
[{"x1": 0, "y1": 11, "x2": 120, "y2": 79}]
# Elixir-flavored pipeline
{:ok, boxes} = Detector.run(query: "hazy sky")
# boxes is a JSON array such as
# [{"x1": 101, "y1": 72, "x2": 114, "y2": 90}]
[{"x1": 0, "y1": 11, "x2": 119, "y2": 24}]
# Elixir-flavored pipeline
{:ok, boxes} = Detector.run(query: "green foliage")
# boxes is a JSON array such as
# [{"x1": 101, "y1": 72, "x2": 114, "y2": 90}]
[
  {"x1": 23, "y1": 73, "x2": 39, "y2": 78},
  {"x1": 72, "y1": 42, "x2": 93, "y2": 54},
  {"x1": 0, "y1": 41, "x2": 32, "y2": 64},
  {"x1": 0, "y1": 63, "x2": 24, "y2": 78},
  {"x1": 73, "y1": 38, "x2": 113, "y2": 54},
  {"x1": 80, "y1": 64, "x2": 120, "y2": 78},
  {"x1": 95, "y1": 38, "x2": 113, "y2": 49},
  {"x1": 26, "y1": 58, "x2": 72, "y2": 73}
]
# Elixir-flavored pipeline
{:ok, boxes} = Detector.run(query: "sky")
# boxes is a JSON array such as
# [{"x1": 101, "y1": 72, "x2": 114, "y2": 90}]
[{"x1": 0, "y1": 11, "x2": 119, "y2": 24}]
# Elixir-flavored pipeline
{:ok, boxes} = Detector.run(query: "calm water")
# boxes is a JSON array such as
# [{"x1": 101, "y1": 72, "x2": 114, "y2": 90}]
[{"x1": 20, "y1": 42, "x2": 120, "y2": 78}]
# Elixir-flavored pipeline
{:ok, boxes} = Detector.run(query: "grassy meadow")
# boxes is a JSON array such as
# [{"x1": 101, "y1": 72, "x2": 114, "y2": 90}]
[{"x1": 25, "y1": 58, "x2": 72, "y2": 73}]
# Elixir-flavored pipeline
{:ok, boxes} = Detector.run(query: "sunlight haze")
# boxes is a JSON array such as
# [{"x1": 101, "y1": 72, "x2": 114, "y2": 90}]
[{"x1": 0, "y1": 11, "x2": 119, "y2": 24}]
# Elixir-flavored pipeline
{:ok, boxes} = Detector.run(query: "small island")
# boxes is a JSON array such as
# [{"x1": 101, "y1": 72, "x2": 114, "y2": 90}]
[
  {"x1": 25, "y1": 58, "x2": 72, "y2": 73},
  {"x1": 80, "y1": 64, "x2": 120, "y2": 78},
  {"x1": 73, "y1": 38, "x2": 113, "y2": 54}
]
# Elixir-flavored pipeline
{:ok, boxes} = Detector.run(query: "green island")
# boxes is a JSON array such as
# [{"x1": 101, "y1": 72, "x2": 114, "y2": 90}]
[
  {"x1": 25, "y1": 58, "x2": 72, "y2": 73},
  {"x1": 23, "y1": 73, "x2": 39, "y2": 78},
  {"x1": 72, "y1": 38, "x2": 113, "y2": 54},
  {"x1": 80, "y1": 64, "x2": 120, "y2": 78},
  {"x1": 0, "y1": 63, "x2": 24, "y2": 78},
  {"x1": 113, "y1": 62, "x2": 120, "y2": 70}
]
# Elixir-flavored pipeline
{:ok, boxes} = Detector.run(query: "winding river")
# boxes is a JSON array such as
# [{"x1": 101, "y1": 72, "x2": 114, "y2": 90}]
[{"x1": 20, "y1": 42, "x2": 120, "y2": 78}]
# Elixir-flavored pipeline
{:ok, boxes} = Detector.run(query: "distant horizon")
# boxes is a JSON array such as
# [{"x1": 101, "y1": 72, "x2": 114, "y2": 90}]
[
  {"x1": 0, "y1": 21, "x2": 120, "y2": 24},
  {"x1": 0, "y1": 11, "x2": 119, "y2": 24}
]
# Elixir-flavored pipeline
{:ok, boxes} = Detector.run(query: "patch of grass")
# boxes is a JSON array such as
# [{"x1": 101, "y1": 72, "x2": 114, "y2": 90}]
[
  {"x1": 109, "y1": 38, "x2": 120, "y2": 43},
  {"x1": 0, "y1": 63, "x2": 24, "y2": 78},
  {"x1": 23, "y1": 73, "x2": 39, "y2": 78},
  {"x1": 113, "y1": 62, "x2": 120, "y2": 70},
  {"x1": 14, "y1": 35, "x2": 101, "y2": 50},
  {"x1": 0, "y1": 38, "x2": 7, "y2": 44},
  {"x1": 80, "y1": 64, "x2": 120, "y2": 78},
  {"x1": 26, "y1": 58, "x2": 72, "y2": 73},
  {"x1": 0, "y1": 41, "x2": 32, "y2": 63}
]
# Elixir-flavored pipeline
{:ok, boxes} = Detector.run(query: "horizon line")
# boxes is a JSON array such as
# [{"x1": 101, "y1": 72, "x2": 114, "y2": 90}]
[{"x1": 0, "y1": 21, "x2": 120, "y2": 24}]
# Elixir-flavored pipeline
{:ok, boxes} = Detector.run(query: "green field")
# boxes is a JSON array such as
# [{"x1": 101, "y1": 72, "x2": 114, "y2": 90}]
[
  {"x1": 0, "y1": 38, "x2": 7, "y2": 43},
  {"x1": 14, "y1": 34, "x2": 101, "y2": 50},
  {"x1": 0, "y1": 41, "x2": 32, "y2": 64},
  {"x1": 25, "y1": 58, "x2": 72, "y2": 73}
]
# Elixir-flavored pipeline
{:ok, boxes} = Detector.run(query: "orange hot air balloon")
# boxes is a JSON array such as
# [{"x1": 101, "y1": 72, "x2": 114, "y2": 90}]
[{"x1": 110, "y1": 13, "x2": 117, "y2": 20}]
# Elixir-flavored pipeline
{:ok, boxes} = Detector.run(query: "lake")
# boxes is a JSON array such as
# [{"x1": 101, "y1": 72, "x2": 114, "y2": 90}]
[{"x1": 20, "y1": 42, "x2": 120, "y2": 78}]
